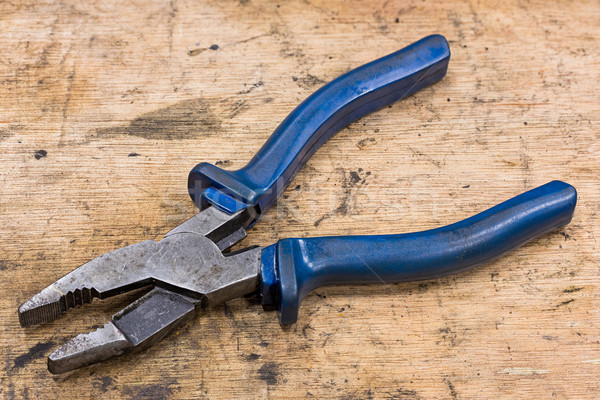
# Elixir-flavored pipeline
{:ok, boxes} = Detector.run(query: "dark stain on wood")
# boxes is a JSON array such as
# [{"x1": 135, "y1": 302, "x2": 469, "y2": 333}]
[
  {"x1": 245, "y1": 353, "x2": 261, "y2": 361},
  {"x1": 96, "y1": 98, "x2": 221, "y2": 141},
  {"x1": 292, "y1": 74, "x2": 326, "y2": 89},
  {"x1": 258, "y1": 362, "x2": 280, "y2": 385},
  {"x1": 557, "y1": 299, "x2": 575, "y2": 307},
  {"x1": 0, "y1": 260, "x2": 18, "y2": 271},
  {"x1": 563, "y1": 286, "x2": 583, "y2": 293},
  {"x1": 122, "y1": 381, "x2": 175, "y2": 400},
  {"x1": 12, "y1": 341, "x2": 54, "y2": 369},
  {"x1": 314, "y1": 168, "x2": 371, "y2": 226},
  {"x1": 445, "y1": 378, "x2": 458, "y2": 399},
  {"x1": 356, "y1": 137, "x2": 376, "y2": 149},
  {"x1": 34, "y1": 150, "x2": 47, "y2": 160},
  {"x1": 0, "y1": 128, "x2": 14, "y2": 142},
  {"x1": 93, "y1": 376, "x2": 116, "y2": 392},
  {"x1": 392, "y1": 388, "x2": 422, "y2": 399}
]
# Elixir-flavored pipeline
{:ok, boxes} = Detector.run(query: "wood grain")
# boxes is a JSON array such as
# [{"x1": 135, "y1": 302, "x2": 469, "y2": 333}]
[{"x1": 0, "y1": 0, "x2": 598, "y2": 398}]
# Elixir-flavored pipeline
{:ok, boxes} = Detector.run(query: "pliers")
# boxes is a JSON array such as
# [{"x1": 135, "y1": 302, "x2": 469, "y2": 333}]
[{"x1": 18, "y1": 35, "x2": 577, "y2": 374}]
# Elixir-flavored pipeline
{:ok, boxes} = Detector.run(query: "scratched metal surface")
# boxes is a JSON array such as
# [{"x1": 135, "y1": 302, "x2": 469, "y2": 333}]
[{"x1": 1, "y1": 0, "x2": 599, "y2": 398}]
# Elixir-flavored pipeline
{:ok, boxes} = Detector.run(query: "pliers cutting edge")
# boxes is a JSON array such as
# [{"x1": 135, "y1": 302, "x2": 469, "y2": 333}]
[{"x1": 18, "y1": 35, "x2": 577, "y2": 374}]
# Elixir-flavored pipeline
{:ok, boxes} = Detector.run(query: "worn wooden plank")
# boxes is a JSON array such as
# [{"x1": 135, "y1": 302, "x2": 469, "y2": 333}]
[{"x1": 0, "y1": 0, "x2": 598, "y2": 398}]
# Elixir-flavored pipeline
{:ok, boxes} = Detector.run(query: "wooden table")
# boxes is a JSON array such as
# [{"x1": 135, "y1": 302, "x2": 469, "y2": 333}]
[{"x1": 1, "y1": 0, "x2": 598, "y2": 398}]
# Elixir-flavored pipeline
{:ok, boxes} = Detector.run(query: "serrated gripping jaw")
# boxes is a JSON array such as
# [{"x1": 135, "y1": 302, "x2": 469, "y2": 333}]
[{"x1": 18, "y1": 207, "x2": 262, "y2": 373}]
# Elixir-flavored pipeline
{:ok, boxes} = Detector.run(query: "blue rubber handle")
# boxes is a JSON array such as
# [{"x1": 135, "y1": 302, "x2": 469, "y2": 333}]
[
  {"x1": 188, "y1": 35, "x2": 451, "y2": 226},
  {"x1": 260, "y1": 181, "x2": 577, "y2": 325}
]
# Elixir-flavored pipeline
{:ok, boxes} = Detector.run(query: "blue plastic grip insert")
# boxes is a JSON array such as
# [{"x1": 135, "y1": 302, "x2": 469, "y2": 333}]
[
  {"x1": 188, "y1": 35, "x2": 451, "y2": 225},
  {"x1": 260, "y1": 181, "x2": 577, "y2": 325}
]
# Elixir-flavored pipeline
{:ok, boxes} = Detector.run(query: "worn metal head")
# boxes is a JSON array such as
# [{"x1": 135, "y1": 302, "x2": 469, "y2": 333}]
[{"x1": 18, "y1": 206, "x2": 262, "y2": 374}]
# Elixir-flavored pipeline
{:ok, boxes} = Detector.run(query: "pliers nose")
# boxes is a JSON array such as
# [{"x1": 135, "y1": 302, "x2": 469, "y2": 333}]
[
  {"x1": 19, "y1": 207, "x2": 262, "y2": 374},
  {"x1": 18, "y1": 240, "x2": 158, "y2": 327}
]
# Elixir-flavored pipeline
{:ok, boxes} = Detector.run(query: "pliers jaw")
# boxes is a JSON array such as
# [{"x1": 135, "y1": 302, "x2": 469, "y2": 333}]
[
  {"x1": 18, "y1": 206, "x2": 262, "y2": 374},
  {"x1": 47, "y1": 287, "x2": 199, "y2": 374}
]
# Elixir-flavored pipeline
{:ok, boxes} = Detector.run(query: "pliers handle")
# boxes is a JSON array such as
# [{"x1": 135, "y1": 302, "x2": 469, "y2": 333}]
[
  {"x1": 189, "y1": 34, "x2": 451, "y2": 225},
  {"x1": 261, "y1": 181, "x2": 576, "y2": 324}
]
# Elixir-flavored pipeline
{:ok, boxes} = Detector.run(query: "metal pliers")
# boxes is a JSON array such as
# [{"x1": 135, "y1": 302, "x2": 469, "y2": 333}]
[{"x1": 18, "y1": 35, "x2": 577, "y2": 374}]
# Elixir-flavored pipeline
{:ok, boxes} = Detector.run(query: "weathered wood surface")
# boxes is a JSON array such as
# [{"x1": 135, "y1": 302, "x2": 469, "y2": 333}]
[{"x1": 1, "y1": 0, "x2": 598, "y2": 398}]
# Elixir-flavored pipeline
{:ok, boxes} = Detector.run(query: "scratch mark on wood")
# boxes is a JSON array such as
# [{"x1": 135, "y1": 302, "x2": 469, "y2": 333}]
[
  {"x1": 499, "y1": 367, "x2": 549, "y2": 375},
  {"x1": 582, "y1": 359, "x2": 600, "y2": 364}
]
